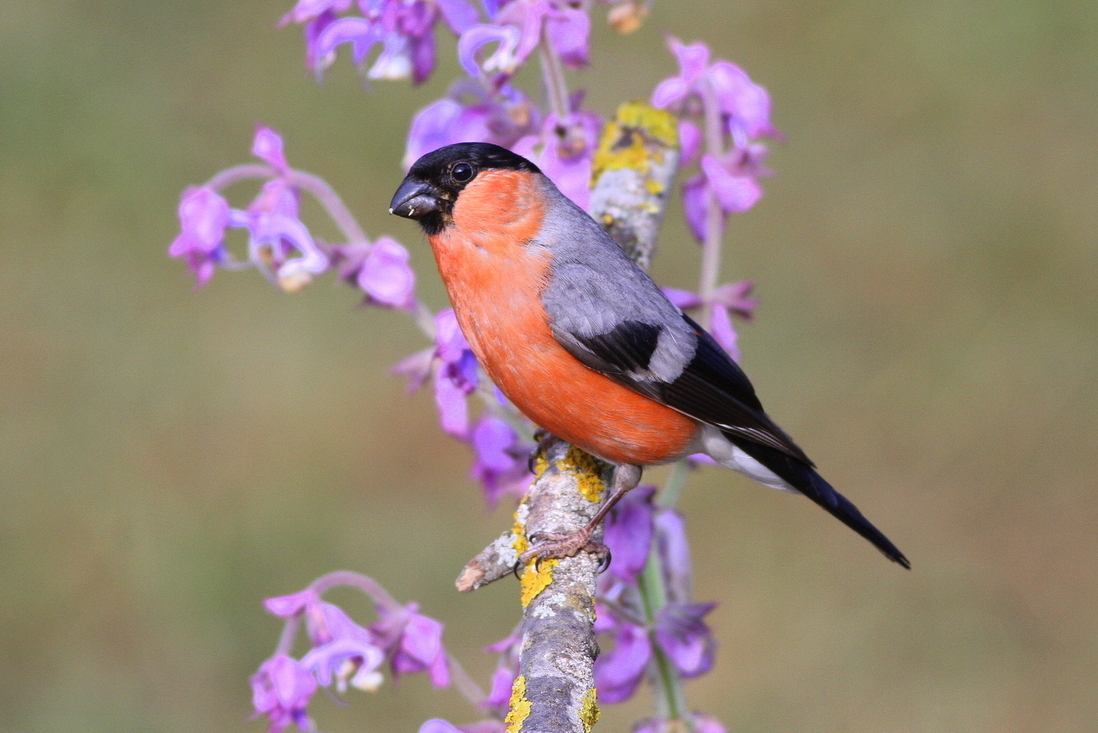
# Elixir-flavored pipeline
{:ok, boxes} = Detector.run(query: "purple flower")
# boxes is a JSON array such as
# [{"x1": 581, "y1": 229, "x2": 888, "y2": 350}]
[
  {"x1": 593, "y1": 622, "x2": 651, "y2": 703},
  {"x1": 403, "y1": 80, "x2": 536, "y2": 169},
  {"x1": 709, "y1": 300, "x2": 741, "y2": 361},
  {"x1": 281, "y1": 0, "x2": 354, "y2": 26},
  {"x1": 653, "y1": 602, "x2": 716, "y2": 678},
  {"x1": 661, "y1": 287, "x2": 702, "y2": 311},
  {"x1": 706, "y1": 60, "x2": 775, "y2": 142},
  {"x1": 419, "y1": 721, "x2": 464, "y2": 733},
  {"x1": 513, "y1": 110, "x2": 602, "y2": 210},
  {"x1": 458, "y1": 24, "x2": 531, "y2": 81},
  {"x1": 253, "y1": 125, "x2": 290, "y2": 174},
  {"x1": 435, "y1": 373, "x2": 471, "y2": 438},
  {"x1": 330, "y1": 235, "x2": 417, "y2": 309},
  {"x1": 652, "y1": 38, "x2": 778, "y2": 238},
  {"x1": 299, "y1": 605, "x2": 387, "y2": 692},
  {"x1": 301, "y1": 0, "x2": 479, "y2": 84},
  {"x1": 691, "y1": 712, "x2": 728, "y2": 733},
  {"x1": 458, "y1": 0, "x2": 544, "y2": 82},
  {"x1": 459, "y1": 0, "x2": 589, "y2": 85},
  {"x1": 469, "y1": 416, "x2": 533, "y2": 505},
  {"x1": 238, "y1": 177, "x2": 330, "y2": 292},
  {"x1": 355, "y1": 236, "x2": 417, "y2": 309},
  {"x1": 712, "y1": 281, "x2": 758, "y2": 321},
  {"x1": 652, "y1": 38, "x2": 774, "y2": 141},
  {"x1": 677, "y1": 119, "x2": 703, "y2": 167},
  {"x1": 254, "y1": 573, "x2": 453, "y2": 727},
  {"x1": 650, "y1": 37, "x2": 709, "y2": 110},
  {"x1": 653, "y1": 508, "x2": 692, "y2": 604},
  {"x1": 419, "y1": 721, "x2": 506, "y2": 733},
  {"x1": 603, "y1": 484, "x2": 656, "y2": 582},
  {"x1": 251, "y1": 654, "x2": 318, "y2": 733},
  {"x1": 544, "y1": 6, "x2": 589, "y2": 68},
  {"x1": 700, "y1": 153, "x2": 762, "y2": 214},
  {"x1": 170, "y1": 127, "x2": 338, "y2": 291},
  {"x1": 309, "y1": 16, "x2": 381, "y2": 70},
  {"x1": 432, "y1": 309, "x2": 479, "y2": 437},
  {"x1": 265, "y1": 587, "x2": 322, "y2": 618},
  {"x1": 680, "y1": 173, "x2": 709, "y2": 244},
  {"x1": 168, "y1": 186, "x2": 230, "y2": 287},
  {"x1": 431, "y1": 307, "x2": 463, "y2": 357},
  {"x1": 391, "y1": 345, "x2": 435, "y2": 392},
  {"x1": 391, "y1": 309, "x2": 481, "y2": 438},
  {"x1": 482, "y1": 631, "x2": 522, "y2": 712},
  {"x1": 484, "y1": 664, "x2": 517, "y2": 710},
  {"x1": 372, "y1": 602, "x2": 451, "y2": 687},
  {"x1": 405, "y1": 97, "x2": 494, "y2": 167},
  {"x1": 684, "y1": 146, "x2": 768, "y2": 237}
]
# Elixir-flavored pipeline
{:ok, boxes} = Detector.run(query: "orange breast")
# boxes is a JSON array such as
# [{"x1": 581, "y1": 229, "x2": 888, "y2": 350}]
[{"x1": 428, "y1": 170, "x2": 698, "y2": 465}]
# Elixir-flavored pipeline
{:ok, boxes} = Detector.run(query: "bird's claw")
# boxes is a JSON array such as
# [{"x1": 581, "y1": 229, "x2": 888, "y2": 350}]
[{"x1": 518, "y1": 530, "x2": 611, "y2": 573}]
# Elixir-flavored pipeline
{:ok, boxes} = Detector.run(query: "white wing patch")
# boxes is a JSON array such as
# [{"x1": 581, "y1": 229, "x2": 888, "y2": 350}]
[{"x1": 693, "y1": 424, "x2": 800, "y2": 494}]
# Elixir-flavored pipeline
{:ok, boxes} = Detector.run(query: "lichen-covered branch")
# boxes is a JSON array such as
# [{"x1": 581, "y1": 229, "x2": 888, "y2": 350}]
[
  {"x1": 503, "y1": 441, "x2": 612, "y2": 733},
  {"x1": 590, "y1": 102, "x2": 681, "y2": 270},
  {"x1": 458, "y1": 102, "x2": 680, "y2": 733}
]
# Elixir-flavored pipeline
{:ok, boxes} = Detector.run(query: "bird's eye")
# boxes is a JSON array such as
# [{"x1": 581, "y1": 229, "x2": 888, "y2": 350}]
[{"x1": 451, "y1": 162, "x2": 475, "y2": 183}]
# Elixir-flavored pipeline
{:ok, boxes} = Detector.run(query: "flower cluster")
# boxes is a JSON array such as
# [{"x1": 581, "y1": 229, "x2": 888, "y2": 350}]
[
  {"x1": 252, "y1": 572, "x2": 451, "y2": 733},
  {"x1": 284, "y1": 0, "x2": 479, "y2": 83},
  {"x1": 595, "y1": 488, "x2": 718, "y2": 711},
  {"x1": 169, "y1": 126, "x2": 417, "y2": 305},
  {"x1": 393, "y1": 308, "x2": 535, "y2": 504},
  {"x1": 652, "y1": 37, "x2": 778, "y2": 243},
  {"x1": 281, "y1": 0, "x2": 603, "y2": 211}
]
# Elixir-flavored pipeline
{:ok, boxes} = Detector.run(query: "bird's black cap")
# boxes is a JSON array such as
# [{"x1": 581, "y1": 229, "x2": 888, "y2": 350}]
[
  {"x1": 390, "y1": 143, "x2": 541, "y2": 235},
  {"x1": 408, "y1": 142, "x2": 541, "y2": 181}
]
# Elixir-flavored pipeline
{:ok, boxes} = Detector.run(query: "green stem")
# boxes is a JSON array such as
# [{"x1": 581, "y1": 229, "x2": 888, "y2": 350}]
[
  {"x1": 638, "y1": 546, "x2": 689, "y2": 725},
  {"x1": 634, "y1": 462, "x2": 696, "y2": 728},
  {"x1": 659, "y1": 460, "x2": 690, "y2": 509}
]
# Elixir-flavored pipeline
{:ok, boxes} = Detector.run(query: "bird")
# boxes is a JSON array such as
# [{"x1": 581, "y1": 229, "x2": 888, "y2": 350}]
[{"x1": 389, "y1": 141, "x2": 909, "y2": 569}]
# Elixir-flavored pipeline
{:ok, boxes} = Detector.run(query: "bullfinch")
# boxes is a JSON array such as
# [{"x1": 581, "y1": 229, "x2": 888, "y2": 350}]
[{"x1": 390, "y1": 142, "x2": 909, "y2": 569}]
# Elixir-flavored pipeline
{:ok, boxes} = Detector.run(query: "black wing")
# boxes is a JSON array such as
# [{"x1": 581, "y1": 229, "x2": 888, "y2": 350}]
[{"x1": 557, "y1": 313, "x2": 813, "y2": 464}]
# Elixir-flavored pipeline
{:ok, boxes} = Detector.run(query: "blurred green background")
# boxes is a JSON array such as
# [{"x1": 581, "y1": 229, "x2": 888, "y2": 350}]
[{"x1": 3, "y1": 1, "x2": 1096, "y2": 731}]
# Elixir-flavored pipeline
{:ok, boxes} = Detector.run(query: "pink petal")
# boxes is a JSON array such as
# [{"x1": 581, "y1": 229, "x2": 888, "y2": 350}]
[
  {"x1": 700, "y1": 154, "x2": 762, "y2": 214},
  {"x1": 252, "y1": 126, "x2": 288, "y2": 173}
]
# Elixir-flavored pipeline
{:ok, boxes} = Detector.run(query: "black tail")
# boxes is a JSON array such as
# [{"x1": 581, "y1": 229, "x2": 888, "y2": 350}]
[{"x1": 730, "y1": 438, "x2": 910, "y2": 568}]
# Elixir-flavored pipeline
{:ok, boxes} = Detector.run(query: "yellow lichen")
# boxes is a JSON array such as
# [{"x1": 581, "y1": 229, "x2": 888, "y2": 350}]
[
  {"x1": 512, "y1": 531, "x2": 529, "y2": 556},
  {"x1": 504, "y1": 675, "x2": 531, "y2": 733},
  {"x1": 519, "y1": 557, "x2": 557, "y2": 607},
  {"x1": 512, "y1": 504, "x2": 529, "y2": 555},
  {"x1": 592, "y1": 101, "x2": 680, "y2": 181},
  {"x1": 615, "y1": 100, "x2": 679, "y2": 146},
  {"x1": 579, "y1": 688, "x2": 600, "y2": 733},
  {"x1": 557, "y1": 445, "x2": 605, "y2": 503},
  {"x1": 531, "y1": 451, "x2": 550, "y2": 478}
]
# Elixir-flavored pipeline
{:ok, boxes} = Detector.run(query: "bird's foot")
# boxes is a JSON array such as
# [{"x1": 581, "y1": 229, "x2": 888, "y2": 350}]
[
  {"x1": 519, "y1": 528, "x2": 612, "y2": 573},
  {"x1": 527, "y1": 430, "x2": 564, "y2": 473}
]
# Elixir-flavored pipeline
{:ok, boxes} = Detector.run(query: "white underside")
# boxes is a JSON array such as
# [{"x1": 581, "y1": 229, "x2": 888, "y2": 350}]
[{"x1": 691, "y1": 424, "x2": 800, "y2": 494}]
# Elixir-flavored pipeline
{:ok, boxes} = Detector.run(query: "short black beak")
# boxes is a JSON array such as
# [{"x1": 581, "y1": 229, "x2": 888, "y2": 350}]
[{"x1": 389, "y1": 178, "x2": 442, "y2": 220}]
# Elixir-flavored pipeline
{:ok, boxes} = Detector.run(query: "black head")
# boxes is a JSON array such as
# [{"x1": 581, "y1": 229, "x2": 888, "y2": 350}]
[{"x1": 389, "y1": 143, "x2": 541, "y2": 235}]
